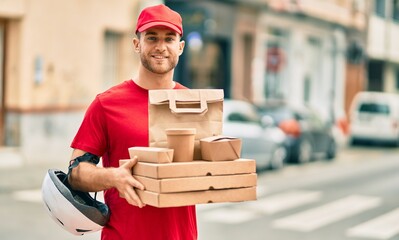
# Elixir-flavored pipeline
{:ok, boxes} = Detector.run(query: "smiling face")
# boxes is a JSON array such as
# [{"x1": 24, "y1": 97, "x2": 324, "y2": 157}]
[{"x1": 134, "y1": 27, "x2": 185, "y2": 75}]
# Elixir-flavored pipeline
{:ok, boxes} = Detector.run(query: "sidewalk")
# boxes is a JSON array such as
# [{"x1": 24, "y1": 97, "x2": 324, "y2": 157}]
[
  {"x1": 0, "y1": 150, "x2": 68, "y2": 193},
  {"x1": 0, "y1": 147, "x2": 24, "y2": 168}
]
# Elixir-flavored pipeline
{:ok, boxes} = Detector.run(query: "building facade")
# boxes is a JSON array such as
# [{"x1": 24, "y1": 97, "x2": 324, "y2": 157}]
[
  {"x1": 0, "y1": 0, "x2": 142, "y2": 163},
  {"x1": 366, "y1": 0, "x2": 399, "y2": 94},
  {"x1": 167, "y1": 0, "x2": 367, "y2": 122}
]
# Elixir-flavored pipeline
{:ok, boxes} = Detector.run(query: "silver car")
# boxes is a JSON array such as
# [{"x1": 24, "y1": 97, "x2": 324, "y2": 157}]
[{"x1": 222, "y1": 99, "x2": 287, "y2": 171}]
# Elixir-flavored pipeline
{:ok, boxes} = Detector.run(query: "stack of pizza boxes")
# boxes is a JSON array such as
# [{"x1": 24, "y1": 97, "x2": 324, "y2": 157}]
[{"x1": 120, "y1": 136, "x2": 257, "y2": 208}]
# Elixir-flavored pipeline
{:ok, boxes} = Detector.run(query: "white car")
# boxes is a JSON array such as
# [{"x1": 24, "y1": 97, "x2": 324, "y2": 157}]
[
  {"x1": 349, "y1": 91, "x2": 399, "y2": 146},
  {"x1": 223, "y1": 99, "x2": 287, "y2": 170}
]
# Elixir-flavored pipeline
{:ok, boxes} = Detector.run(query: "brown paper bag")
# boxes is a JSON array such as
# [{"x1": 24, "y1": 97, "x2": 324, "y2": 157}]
[{"x1": 149, "y1": 89, "x2": 224, "y2": 160}]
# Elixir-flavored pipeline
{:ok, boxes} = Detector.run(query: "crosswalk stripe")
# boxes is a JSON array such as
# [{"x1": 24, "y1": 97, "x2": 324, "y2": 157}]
[
  {"x1": 12, "y1": 189, "x2": 43, "y2": 203},
  {"x1": 242, "y1": 190, "x2": 322, "y2": 214},
  {"x1": 12, "y1": 189, "x2": 105, "y2": 203},
  {"x1": 273, "y1": 195, "x2": 382, "y2": 232},
  {"x1": 346, "y1": 208, "x2": 399, "y2": 240},
  {"x1": 200, "y1": 208, "x2": 260, "y2": 224},
  {"x1": 199, "y1": 190, "x2": 321, "y2": 224},
  {"x1": 256, "y1": 185, "x2": 269, "y2": 197}
]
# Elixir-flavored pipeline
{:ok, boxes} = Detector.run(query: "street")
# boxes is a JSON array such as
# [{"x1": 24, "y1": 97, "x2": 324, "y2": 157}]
[
  {"x1": 1, "y1": 145, "x2": 398, "y2": 240},
  {"x1": 198, "y1": 145, "x2": 399, "y2": 240}
]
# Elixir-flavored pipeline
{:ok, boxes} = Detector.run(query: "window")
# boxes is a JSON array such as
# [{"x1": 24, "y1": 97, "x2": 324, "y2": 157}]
[
  {"x1": 227, "y1": 103, "x2": 260, "y2": 123},
  {"x1": 375, "y1": 0, "x2": 386, "y2": 17},
  {"x1": 228, "y1": 113, "x2": 249, "y2": 122},
  {"x1": 304, "y1": 76, "x2": 311, "y2": 104},
  {"x1": 395, "y1": 68, "x2": 399, "y2": 89},
  {"x1": 359, "y1": 103, "x2": 390, "y2": 115},
  {"x1": 103, "y1": 31, "x2": 121, "y2": 90},
  {"x1": 393, "y1": 0, "x2": 399, "y2": 21},
  {"x1": 265, "y1": 28, "x2": 289, "y2": 99}
]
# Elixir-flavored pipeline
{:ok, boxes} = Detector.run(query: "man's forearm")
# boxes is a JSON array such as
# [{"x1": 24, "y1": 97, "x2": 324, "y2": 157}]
[
  {"x1": 68, "y1": 162, "x2": 115, "y2": 192},
  {"x1": 67, "y1": 150, "x2": 145, "y2": 207}
]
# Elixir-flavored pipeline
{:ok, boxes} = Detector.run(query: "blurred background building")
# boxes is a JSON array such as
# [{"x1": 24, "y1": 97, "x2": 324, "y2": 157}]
[
  {"x1": 0, "y1": 0, "x2": 143, "y2": 163},
  {"x1": 366, "y1": 0, "x2": 399, "y2": 93},
  {"x1": 167, "y1": 0, "x2": 367, "y2": 122},
  {"x1": 0, "y1": 0, "x2": 395, "y2": 164}
]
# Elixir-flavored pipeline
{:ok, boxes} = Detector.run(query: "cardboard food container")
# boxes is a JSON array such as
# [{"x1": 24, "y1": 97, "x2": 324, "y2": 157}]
[
  {"x1": 200, "y1": 136, "x2": 242, "y2": 161},
  {"x1": 119, "y1": 158, "x2": 256, "y2": 179},
  {"x1": 134, "y1": 173, "x2": 257, "y2": 193},
  {"x1": 136, "y1": 186, "x2": 257, "y2": 208},
  {"x1": 128, "y1": 147, "x2": 173, "y2": 163},
  {"x1": 165, "y1": 128, "x2": 196, "y2": 162}
]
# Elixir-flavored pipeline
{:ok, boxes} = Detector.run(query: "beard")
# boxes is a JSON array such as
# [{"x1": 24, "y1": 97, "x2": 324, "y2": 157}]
[{"x1": 140, "y1": 53, "x2": 178, "y2": 75}]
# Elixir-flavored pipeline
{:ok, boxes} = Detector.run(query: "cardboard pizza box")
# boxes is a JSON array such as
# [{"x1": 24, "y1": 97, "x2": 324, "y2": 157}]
[
  {"x1": 134, "y1": 173, "x2": 257, "y2": 193},
  {"x1": 119, "y1": 158, "x2": 256, "y2": 179},
  {"x1": 136, "y1": 186, "x2": 257, "y2": 208}
]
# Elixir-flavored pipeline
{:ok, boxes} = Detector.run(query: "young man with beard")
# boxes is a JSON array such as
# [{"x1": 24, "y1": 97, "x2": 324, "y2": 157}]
[{"x1": 68, "y1": 4, "x2": 197, "y2": 240}]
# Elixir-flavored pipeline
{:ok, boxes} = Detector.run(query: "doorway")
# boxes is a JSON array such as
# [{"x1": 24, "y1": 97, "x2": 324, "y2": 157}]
[{"x1": 368, "y1": 60, "x2": 384, "y2": 91}]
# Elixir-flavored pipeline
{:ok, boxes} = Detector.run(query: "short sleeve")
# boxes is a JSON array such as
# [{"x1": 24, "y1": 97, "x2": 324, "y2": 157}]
[{"x1": 71, "y1": 96, "x2": 108, "y2": 156}]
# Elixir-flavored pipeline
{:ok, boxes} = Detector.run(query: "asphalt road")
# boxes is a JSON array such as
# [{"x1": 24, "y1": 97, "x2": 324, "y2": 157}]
[
  {"x1": 0, "y1": 145, "x2": 398, "y2": 240},
  {"x1": 197, "y1": 145, "x2": 399, "y2": 240}
]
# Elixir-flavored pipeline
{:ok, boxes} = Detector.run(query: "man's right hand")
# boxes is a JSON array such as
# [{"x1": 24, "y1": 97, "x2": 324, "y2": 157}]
[{"x1": 114, "y1": 156, "x2": 146, "y2": 208}]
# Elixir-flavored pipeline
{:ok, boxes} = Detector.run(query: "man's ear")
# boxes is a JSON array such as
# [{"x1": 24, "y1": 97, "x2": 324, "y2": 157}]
[
  {"x1": 178, "y1": 40, "x2": 185, "y2": 56},
  {"x1": 133, "y1": 38, "x2": 140, "y2": 53}
]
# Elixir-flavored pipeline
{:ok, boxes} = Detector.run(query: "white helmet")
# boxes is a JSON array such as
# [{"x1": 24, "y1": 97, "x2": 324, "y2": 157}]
[{"x1": 41, "y1": 169, "x2": 110, "y2": 235}]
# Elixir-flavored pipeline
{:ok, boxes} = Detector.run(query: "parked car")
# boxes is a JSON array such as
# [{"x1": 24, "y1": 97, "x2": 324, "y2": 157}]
[
  {"x1": 256, "y1": 102, "x2": 336, "y2": 163},
  {"x1": 223, "y1": 99, "x2": 287, "y2": 170},
  {"x1": 349, "y1": 91, "x2": 399, "y2": 146}
]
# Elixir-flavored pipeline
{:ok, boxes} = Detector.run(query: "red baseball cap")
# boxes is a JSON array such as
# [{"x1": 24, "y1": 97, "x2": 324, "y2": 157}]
[{"x1": 136, "y1": 4, "x2": 183, "y2": 35}]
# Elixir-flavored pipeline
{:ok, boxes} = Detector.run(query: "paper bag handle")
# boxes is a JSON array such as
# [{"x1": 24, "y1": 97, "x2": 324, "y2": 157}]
[{"x1": 168, "y1": 91, "x2": 208, "y2": 114}]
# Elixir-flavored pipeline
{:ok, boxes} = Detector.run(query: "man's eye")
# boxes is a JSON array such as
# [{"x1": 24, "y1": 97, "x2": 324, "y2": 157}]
[
  {"x1": 147, "y1": 37, "x2": 157, "y2": 41},
  {"x1": 166, "y1": 38, "x2": 175, "y2": 42}
]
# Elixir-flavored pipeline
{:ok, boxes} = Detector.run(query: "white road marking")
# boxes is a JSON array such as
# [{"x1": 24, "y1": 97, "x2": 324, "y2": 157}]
[
  {"x1": 346, "y1": 208, "x2": 399, "y2": 240},
  {"x1": 242, "y1": 190, "x2": 322, "y2": 215},
  {"x1": 256, "y1": 185, "x2": 269, "y2": 197},
  {"x1": 12, "y1": 189, "x2": 43, "y2": 203},
  {"x1": 273, "y1": 195, "x2": 382, "y2": 232},
  {"x1": 201, "y1": 208, "x2": 261, "y2": 224},
  {"x1": 199, "y1": 190, "x2": 321, "y2": 224},
  {"x1": 12, "y1": 189, "x2": 104, "y2": 203}
]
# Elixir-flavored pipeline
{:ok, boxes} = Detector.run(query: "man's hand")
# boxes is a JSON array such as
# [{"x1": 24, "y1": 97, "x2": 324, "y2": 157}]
[{"x1": 113, "y1": 156, "x2": 146, "y2": 208}]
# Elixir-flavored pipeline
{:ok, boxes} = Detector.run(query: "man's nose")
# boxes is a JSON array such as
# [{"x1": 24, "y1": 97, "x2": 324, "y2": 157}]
[{"x1": 154, "y1": 40, "x2": 167, "y2": 51}]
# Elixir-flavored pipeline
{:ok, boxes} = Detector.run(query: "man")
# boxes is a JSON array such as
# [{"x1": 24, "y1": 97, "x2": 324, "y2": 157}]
[{"x1": 68, "y1": 4, "x2": 197, "y2": 240}]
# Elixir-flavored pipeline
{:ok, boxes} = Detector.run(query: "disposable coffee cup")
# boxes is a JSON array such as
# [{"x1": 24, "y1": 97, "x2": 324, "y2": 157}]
[{"x1": 165, "y1": 128, "x2": 196, "y2": 162}]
